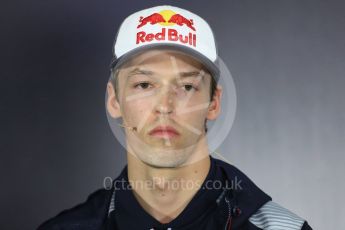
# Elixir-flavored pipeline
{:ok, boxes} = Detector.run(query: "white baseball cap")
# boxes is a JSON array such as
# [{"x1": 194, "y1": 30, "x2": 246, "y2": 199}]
[{"x1": 110, "y1": 5, "x2": 220, "y2": 80}]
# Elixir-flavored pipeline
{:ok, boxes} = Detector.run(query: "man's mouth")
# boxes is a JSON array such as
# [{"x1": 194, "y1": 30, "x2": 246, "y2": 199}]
[{"x1": 148, "y1": 126, "x2": 180, "y2": 138}]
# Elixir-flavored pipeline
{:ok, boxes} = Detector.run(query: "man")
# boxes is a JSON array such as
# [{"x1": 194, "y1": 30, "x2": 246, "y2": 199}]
[{"x1": 38, "y1": 5, "x2": 312, "y2": 230}]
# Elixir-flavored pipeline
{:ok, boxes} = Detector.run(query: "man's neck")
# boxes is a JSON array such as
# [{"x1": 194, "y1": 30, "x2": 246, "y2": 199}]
[{"x1": 126, "y1": 143, "x2": 211, "y2": 224}]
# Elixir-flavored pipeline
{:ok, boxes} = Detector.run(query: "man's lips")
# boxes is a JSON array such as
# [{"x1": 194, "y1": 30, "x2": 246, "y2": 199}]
[{"x1": 149, "y1": 126, "x2": 180, "y2": 138}]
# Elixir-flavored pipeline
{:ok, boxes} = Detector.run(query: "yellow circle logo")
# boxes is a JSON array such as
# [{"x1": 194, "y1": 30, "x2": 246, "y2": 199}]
[{"x1": 158, "y1": 10, "x2": 176, "y2": 26}]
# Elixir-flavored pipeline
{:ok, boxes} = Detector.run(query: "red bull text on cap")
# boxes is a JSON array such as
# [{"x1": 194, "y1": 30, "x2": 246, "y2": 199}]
[
  {"x1": 136, "y1": 11, "x2": 197, "y2": 47},
  {"x1": 111, "y1": 5, "x2": 218, "y2": 78}
]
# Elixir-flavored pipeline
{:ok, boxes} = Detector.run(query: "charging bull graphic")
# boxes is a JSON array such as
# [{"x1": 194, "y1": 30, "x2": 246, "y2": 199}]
[
  {"x1": 137, "y1": 12, "x2": 196, "y2": 31},
  {"x1": 137, "y1": 13, "x2": 166, "y2": 29},
  {"x1": 168, "y1": 14, "x2": 195, "y2": 31}
]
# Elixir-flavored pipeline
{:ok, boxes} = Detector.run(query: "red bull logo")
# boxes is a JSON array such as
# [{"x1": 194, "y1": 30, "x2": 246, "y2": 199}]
[
  {"x1": 136, "y1": 10, "x2": 197, "y2": 47},
  {"x1": 167, "y1": 14, "x2": 195, "y2": 31},
  {"x1": 137, "y1": 13, "x2": 166, "y2": 29}
]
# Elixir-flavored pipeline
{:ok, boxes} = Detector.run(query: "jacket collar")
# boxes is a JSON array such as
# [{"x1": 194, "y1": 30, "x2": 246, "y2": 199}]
[
  {"x1": 107, "y1": 156, "x2": 271, "y2": 229},
  {"x1": 212, "y1": 157, "x2": 272, "y2": 229},
  {"x1": 110, "y1": 155, "x2": 224, "y2": 229}
]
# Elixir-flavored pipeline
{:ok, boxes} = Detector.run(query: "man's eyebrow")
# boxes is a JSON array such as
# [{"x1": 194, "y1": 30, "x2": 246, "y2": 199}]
[
  {"x1": 128, "y1": 68, "x2": 154, "y2": 77},
  {"x1": 179, "y1": 71, "x2": 206, "y2": 83},
  {"x1": 126, "y1": 68, "x2": 206, "y2": 81},
  {"x1": 179, "y1": 71, "x2": 204, "y2": 78}
]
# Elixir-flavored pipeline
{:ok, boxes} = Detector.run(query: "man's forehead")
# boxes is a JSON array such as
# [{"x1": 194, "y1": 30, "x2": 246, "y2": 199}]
[
  {"x1": 117, "y1": 49, "x2": 212, "y2": 79},
  {"x1": 121, "y1": 49, "x2": 207, "y2": 69}
]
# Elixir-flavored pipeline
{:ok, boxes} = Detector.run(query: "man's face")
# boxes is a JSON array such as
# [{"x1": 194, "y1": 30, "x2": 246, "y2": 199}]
[{"x1": 108, "y1": 49, "x2": 221, "y2": 167}]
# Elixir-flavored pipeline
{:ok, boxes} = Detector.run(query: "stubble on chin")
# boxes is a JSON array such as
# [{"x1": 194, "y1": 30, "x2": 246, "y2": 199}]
[{"x1": 128, "y1": 143, "x2": 197, "y2": 168}]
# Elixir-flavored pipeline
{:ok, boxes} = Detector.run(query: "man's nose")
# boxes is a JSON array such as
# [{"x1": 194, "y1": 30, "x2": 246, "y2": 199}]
[{"x1": 155, "y1": 86, "x2": 175, "y2": 115}]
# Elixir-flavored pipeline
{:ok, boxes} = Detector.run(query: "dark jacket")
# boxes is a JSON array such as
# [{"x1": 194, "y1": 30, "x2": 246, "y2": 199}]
[{"x1": 38, "y1": 156, "x2": 312, "y2": 230}]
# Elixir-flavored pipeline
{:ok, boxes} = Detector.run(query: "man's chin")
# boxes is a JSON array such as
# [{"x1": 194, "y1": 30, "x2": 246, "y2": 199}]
[
  {"x1": 135, "y1": 148, "x2": 194, "y2": 168},
  {"x1": 127, "y1": 138, "x2": 199, "y2": 167},
  {"x1": 146, "y1": 144, "x2": 195, "y2": 153}
]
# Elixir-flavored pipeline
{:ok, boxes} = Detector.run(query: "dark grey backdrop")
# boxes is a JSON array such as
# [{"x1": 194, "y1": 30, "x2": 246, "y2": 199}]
[{"x1": 1, "y1": 0, "x2": 344, "y2": 229}]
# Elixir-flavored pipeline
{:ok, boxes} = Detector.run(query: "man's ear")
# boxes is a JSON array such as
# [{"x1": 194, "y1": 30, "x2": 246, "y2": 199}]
[
  {"x1": 206, "y1": 84, "x2": 222, "y2": 120},
  {"x1": 106, "y1": 82, "x2": 122, "y2": 119}
]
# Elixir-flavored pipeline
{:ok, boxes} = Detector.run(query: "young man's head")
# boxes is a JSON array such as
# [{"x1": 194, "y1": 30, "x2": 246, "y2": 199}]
[
  {"x1": 106, "y1": 6, "x2": 222, "y2": 167},
  {"x1": 109, "y1": 49, "x2": 219, "y2": 131}
]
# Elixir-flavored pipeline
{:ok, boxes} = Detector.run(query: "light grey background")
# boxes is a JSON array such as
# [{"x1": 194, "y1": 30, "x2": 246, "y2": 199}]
[{"x1": 1, "y1": 0, "x2": 344, "y2": 229}]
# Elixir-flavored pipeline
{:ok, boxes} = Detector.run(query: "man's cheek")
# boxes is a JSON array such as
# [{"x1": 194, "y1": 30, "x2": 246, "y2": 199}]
[
  {"x1": 190, "y1": 111, "x2": 208, "y2": 129},
  {"x1": 124, "y1": 101, "x2": 152, "y2": 121}
]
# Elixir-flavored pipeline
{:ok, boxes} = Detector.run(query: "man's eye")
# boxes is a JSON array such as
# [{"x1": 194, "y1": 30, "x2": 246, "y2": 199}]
[
  {"x1": 183, "y1": 84, "x2": 197, "y2": 91},
  {"x1": 134, "y1": 82, "x2": 152, "y2": 89}
]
